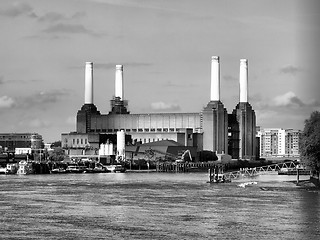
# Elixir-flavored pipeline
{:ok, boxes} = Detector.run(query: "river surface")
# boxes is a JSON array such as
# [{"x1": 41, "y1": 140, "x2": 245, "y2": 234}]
[{"x1": 0, "y1": 172, "x2": 319, "y2": 240}]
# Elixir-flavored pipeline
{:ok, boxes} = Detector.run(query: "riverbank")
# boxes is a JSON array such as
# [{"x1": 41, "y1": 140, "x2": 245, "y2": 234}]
[{"x1": 126, "y1": 169, "x2": 157, "y2": 173}]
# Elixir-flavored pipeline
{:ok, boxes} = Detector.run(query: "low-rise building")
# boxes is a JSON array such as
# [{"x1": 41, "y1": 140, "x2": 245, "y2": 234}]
[{"x1": 0, "y1": 133, "x2": 43, "y2": 151}]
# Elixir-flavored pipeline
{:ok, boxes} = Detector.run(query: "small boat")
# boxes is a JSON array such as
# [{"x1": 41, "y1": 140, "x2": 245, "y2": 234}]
[
  {"x1": 0, "y1": 167, "x2": 7, "y2": 174},
  {"x1": 6, "y1": 163, "x2": 18, "y2": 174},
  {"x1": 106, "y1": 165, "x2": 126, "y2": 173},
  {"x1": 208, "y1": 173, "x2": 231, "y2": 183},
  {"x1": 17, "y1": 160, "x2": 34, "y2": 175},
  {"x1": 50, "y1": 168, "x2": 67, "y2": 174},
  {"x1": 93, "y1": 166, "x2": 110, "y2": 173},
  {"x1": 66, "y1": 164, "x2": 85, "y2": 173}
]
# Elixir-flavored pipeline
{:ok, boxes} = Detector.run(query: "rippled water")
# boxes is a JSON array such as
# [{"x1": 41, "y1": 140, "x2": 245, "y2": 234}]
[{"x1": 0, "y1": 172, "x2": 319, "y2": 239}]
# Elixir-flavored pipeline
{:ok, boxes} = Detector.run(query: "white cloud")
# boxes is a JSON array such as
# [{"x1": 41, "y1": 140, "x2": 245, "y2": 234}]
[
  {"x1": 273, "y1": 92, "x2": 305, "y2": 107},
  {"x1": 150, "y1": 102, "x2": 181, "y2": 112},
  {"x1": 0, "y1": 96, "x2": 15, "y2": 108}
]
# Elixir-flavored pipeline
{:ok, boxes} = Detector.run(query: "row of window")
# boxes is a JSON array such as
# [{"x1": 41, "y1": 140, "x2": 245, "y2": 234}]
[
  {"x1": 91, "y1": 128, "x2": 185, "y2": 133},
  {"x1": 72, "y1": 139, "x2": 88, "y2": 145},
  {"x1": 135, "y1": 138, "x2": 169, "y2": 143}
]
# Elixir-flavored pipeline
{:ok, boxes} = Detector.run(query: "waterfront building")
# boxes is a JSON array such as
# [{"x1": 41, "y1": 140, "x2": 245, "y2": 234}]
[
  {"x1": 0, "y1": 133, "x2": 43, "y2": 152},
  {"x1": 62, "y1": 57, "x2": 258, "y2": 161},
  {"x1": 258, "y1": 128, "x2": 301, "y2": 158}
]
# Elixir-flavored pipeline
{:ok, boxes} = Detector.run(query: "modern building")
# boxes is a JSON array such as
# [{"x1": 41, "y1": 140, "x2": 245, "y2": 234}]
[
  {"x1": 258, "y1": 128, "x2": 301, "y2": 158},
  {"x1": 62, "y1": 57, "x2": 258, "y2": 161},
  {"x1": 0, "y1": 133, "x2": 43, "y2": 152}
]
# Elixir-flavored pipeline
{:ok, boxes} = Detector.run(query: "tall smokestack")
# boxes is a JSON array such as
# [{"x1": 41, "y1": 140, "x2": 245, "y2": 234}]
[
  {"x1": 84, "y1": 62, "x2": 93, "y2": 104},
  {"x1": 115, "y1": 65, "x2": 124, "y2": 100},
  {"x1": 210, "y1": 56, "x2": 220, "y2": 101},
  {"x1": 239, "y1": 59, "x2": 248, "y2": 103}
]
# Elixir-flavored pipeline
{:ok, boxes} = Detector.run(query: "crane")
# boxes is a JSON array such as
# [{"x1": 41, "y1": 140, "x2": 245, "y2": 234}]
[{"x1": 175, "y1": 150, "x2": 193, "y2": 163}]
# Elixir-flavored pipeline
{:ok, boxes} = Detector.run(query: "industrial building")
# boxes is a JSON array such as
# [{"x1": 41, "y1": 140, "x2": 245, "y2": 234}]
[{"x1": 62, "y1": 56, "x2": 258, "y2": 161}]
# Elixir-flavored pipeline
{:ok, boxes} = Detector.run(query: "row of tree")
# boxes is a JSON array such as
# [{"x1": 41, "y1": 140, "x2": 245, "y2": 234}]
[{"x1": 300, "y1": 111, "x2": 320, "y2": 178}]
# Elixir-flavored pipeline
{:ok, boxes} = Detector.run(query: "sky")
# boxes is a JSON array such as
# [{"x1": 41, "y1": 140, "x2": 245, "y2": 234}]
[{"x1": 0, "y1": 0, "x2": 319, "y2": 143}]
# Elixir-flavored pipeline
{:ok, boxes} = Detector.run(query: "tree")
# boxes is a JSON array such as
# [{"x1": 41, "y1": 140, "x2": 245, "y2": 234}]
[
  {"x1": 299, "y1": 111, "x2": 320, "y2": 174},
  {"x1": 48, "y1": 147, "x2": 66, "y2": 162},
  {"x1": 50, "y1": 141, "x2": 62, "y2": 148}
]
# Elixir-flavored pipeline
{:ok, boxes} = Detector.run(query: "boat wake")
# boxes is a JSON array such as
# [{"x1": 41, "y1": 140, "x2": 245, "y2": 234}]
[{"x1": 238, "y1": 181, "x2": 257, "y2": 188}]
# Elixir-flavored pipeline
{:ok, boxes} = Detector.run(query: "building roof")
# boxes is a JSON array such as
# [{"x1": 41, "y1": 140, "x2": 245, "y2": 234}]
[{"x1": 142, "y1": 140, "x2": 183, "y2": 147}]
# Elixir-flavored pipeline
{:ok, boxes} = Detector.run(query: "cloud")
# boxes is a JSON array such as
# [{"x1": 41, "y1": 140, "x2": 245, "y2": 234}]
[
  {"x1": 37, "y1": 11, "x2": 86, "y2": 22},
  {"x1": 28, "y1": 90, "x2": 70, "y2": 104},
  {"x1": 273, "y1": 92, "x2": 305, "y2": 107},
  {"x1": 13, "y1": 89, "x2": 70, "y2": 109},
  {"x1": 223, "y1": 75, "x2": 237, "y2": 82},
  {"x1": 94, "y1": 62, "x2": 151, "y2": 69},
  {"x1": 150, "y1": 102, "x2": 181, "y2": 112},
  {"x1": 279, "y1": 65, "x2": 303, "y2": 75},
  {"x1": 0, "y1": 2, "x2": 36, "y2": 18},
  {"x1": 43, "y1": 23, "x2": 94, "y2": 35},
  {"x1": 38, "y1": 12, "x2": 66, "y2": 22},
  {"x1": 0, "y1": 96, "x2": 15, "y2": 108}
]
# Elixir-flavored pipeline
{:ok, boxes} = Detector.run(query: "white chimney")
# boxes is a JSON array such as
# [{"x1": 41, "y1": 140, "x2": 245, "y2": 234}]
[
  {"x1": 115, "y1": 65, "x2": 124, "y2": 100},
  {"x1": 84, "y1": 62, "x2": 93, "y2": 104},
  {"x1": 117, "y1": 130, "x2": 125, "y2": 160},
  {"x1": 210, "y1": 56, "x2": 220, "y2": 101},
  {"x1": 239, "y1": 59, "x2": 248, "y2": 103}
]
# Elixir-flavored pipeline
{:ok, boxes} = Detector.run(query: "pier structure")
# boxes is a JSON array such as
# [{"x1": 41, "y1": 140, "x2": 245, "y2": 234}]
[
  {"x1": 222, "y1": 161, "x2": 309, "y2": 181},
  {"x1": 156, "y1": 161, "x2": 224, "y2": 173}
]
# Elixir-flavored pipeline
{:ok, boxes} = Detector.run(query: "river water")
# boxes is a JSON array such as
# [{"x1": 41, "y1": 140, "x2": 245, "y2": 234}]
[{"x1": 0, "y1": 172, "x2": 319, "y2": 240}]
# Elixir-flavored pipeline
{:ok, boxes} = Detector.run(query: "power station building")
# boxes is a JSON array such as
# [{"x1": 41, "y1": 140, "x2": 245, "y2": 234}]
[{"x1": 62, "y1": 56, "x2": 257, "y2": 160}]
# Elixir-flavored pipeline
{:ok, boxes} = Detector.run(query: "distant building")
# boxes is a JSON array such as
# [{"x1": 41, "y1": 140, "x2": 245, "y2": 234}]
[
  {"x1": 62, "y1": 57, "x2": 258, "y2": 160},
  {"x1": 0, "y1": 133, "x2": 43, "y2": 152},
  {"x1": 258, "y1": 128, "x2": 301, "y2": 158}
]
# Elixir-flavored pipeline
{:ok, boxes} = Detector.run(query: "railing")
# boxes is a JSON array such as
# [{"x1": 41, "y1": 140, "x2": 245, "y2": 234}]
[{"x1": 224, "y1": 161, "x2": 300, "y2": 180}]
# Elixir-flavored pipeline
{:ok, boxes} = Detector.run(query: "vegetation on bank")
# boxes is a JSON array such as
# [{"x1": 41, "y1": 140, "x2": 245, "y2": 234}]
[{"x1": 299, "y1": 111, "x2": 320, "y2": 179}]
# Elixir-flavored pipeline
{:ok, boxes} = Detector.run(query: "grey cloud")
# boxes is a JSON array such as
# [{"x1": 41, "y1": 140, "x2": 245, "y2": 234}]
[
  {"x1": 43, "y1": 23, "x2": 93, "y2": 34},
  {"x1": 38, "y1": 11, "x2": 86, "y2": 22},
  {"x1": 72, "y1": 12, "x2": 86, "y2": 19},
  {"x1": 15, "y1": 89, "x2": 70, "y2": 109},
  {"x1": 223, "y1": 75, "x2": 237, "y2": 82},
  {"x1": 38, "y1": 12, "x2": 66, "y2": 22},
  {"x1": 290, "y1": 96, "x2": 305, "y2": 107},
  {"x1": 0, "y1": 2, "x2": 36, "y2": 18},
  {"x1": 279, "y1": 65, "x2": 303, "y2": 75}
]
